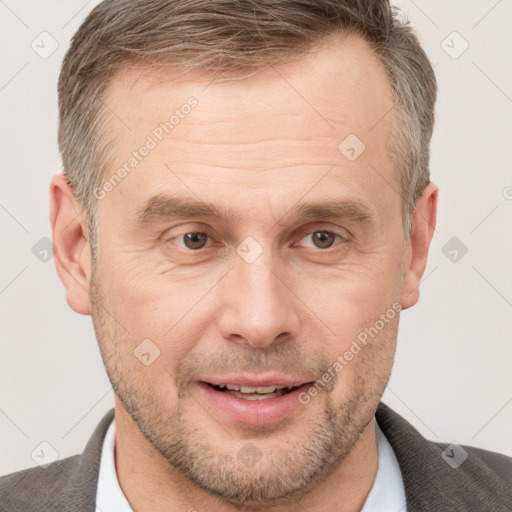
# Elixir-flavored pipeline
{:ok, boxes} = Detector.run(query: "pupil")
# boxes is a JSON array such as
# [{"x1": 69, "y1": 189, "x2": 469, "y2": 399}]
[
  {"x1": 313, "y1": 232, "x2": 334, "y2": 249},
  {"x1": 184, "y1": 232, "x2": 208, "y2": 249}
]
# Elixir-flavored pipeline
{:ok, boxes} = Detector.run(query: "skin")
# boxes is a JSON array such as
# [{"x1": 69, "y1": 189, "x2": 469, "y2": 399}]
[{"x1": 50, "y1": 32, "x2": 437, "y2": 512}]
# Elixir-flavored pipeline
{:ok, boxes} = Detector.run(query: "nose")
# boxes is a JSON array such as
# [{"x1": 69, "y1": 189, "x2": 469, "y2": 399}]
[{"x1": 217, "y1": 247, "x2": 300, "y2": 348}]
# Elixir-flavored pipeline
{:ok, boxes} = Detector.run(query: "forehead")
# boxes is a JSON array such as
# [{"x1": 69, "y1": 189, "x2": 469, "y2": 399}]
[
  {"x1": 106, "y1": 32, "x2": 393, "y2": 131},
  {"x1": 100, "y1": 32, "x2": 397, "y2": 221}
]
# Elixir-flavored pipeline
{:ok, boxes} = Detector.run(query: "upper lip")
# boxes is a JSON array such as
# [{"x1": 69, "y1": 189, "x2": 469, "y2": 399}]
[{"x1": 199, "y1": 375, "x2": 313, "y2": 388}]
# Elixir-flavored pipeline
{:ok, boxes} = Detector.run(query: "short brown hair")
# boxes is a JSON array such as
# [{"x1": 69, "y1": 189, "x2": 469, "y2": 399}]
[{"x1": 58, "y1": 0, "x2": 437, "y2": 257}]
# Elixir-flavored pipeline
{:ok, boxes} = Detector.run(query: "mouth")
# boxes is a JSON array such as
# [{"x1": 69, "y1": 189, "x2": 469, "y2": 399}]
[
  {"x1": 196, "y1": 379, "x2": 315, "y2": 425},
  {"x1": 205, "y1": 382, "x2": 303, "y2": 400}
]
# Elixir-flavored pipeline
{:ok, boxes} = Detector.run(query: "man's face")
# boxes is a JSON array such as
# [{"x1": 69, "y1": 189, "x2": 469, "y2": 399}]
[{"x1": 90, "y1": 33, "x2": 407, "y2": 504}]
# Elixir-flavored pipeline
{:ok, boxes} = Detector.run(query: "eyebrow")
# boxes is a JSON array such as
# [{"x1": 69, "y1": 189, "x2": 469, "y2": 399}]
[{"x1": 135, "y1": 194, "x2": 375, "y2": 227}]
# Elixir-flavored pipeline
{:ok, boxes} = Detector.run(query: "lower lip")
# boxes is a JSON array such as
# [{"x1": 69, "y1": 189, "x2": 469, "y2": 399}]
[{"x1": 197, "y1": 382, "x2": 313, "y2": 425}]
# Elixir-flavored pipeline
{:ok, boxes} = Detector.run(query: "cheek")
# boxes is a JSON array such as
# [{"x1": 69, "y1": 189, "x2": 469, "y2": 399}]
[
  {"x1": 293, "y1": 255, "x2": 402, "y2": 325},
  {"x1": 92, "y1": 257, "x2": 183, "y2": 361},
  {"x1": 330, "y1": 312, "x2": 399, "y2": 403},
  {"x1": 295, "y1": 262, "x2": 401, "y2": 381}
]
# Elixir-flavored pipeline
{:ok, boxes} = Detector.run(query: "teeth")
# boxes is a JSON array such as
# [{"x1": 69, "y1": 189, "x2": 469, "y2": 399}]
[
  {"x1": 219, "y1": 384, "x2": 288, "y2": 394},
  {"x1": 236, "y1": 393, "x2": 279, "y2": 400},
  {"x1": 242, "y1": 385, "x2": 280, "y2": 394},
  {"x1": 256, "y1": 386, "x2": 282, "y2": 393}
]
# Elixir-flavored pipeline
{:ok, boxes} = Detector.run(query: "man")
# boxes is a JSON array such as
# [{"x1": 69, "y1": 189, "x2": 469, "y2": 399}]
[{"x1": 1, "y1": 0, "x2": 511, "y2": 510}]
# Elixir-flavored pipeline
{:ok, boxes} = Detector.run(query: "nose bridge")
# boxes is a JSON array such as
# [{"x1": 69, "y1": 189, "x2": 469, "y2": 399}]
[{"x1": 218, "y1": 240, "x2": 299, "y2": 347}]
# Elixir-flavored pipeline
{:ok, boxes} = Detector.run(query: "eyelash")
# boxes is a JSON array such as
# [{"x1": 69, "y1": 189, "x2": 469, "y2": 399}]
[{"x1": 166, "y1": 227, "x2": 349, "y2": 252}]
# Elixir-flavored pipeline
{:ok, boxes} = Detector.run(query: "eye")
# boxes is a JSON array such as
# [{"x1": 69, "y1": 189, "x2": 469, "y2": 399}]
[
  {"x1": 170, "y1": 232, "x2": 212, "y2": 250},
  {"x1": 297, "y1": 230, "x2": 343, "y2": 249}
]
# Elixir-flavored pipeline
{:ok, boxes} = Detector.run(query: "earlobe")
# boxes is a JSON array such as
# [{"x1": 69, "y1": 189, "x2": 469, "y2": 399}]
[
  {"x1": 400, "y1": 182, "x2": 438, "y2": 310},
  {"x1": 49, "y1": 174, "x2": 93, "y2": 316}
]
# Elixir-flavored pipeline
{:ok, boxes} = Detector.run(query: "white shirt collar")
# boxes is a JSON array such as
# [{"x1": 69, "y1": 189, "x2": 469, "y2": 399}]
[
  {"x1": 96, "y1": 417, "x2": 406, "y2": 511},
  {"x1": 95, "y1": 417, "x2": 133, "y2": 512},
  {"x1": 360, "y1": 422, "x2": 407, "y2": 511}
]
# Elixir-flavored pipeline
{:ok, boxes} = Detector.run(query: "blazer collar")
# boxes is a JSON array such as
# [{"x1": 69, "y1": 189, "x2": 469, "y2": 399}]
[
  {"x1": 375, "y1": 402, "x2": 504, "y2": 511},
  {"x1": 55, "y1": 408, "x2": 115, "y2": 510}
]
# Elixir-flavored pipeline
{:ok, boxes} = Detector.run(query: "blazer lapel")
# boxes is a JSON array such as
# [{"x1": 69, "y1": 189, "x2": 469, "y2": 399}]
[
  {"x1": 375, "y1": 402, "x2": 510, "y2": 511},
  {"x1": 55, "y1": 408, "x2": 115, "y2": 511}
]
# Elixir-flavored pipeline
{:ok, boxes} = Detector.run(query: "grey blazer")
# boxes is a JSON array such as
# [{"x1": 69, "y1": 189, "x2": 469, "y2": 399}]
[{"x1": 1, "y1": 402, "x2": 511, "y2": 511}]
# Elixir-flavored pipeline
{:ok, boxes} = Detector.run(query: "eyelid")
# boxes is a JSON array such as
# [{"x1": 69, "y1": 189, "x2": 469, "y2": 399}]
[
  {"x1": 163, "y1": 223, "x2": 214, "y2": 238},
  {"x1": 294, "y1": 222, "x2": 353, "y2": 241}
]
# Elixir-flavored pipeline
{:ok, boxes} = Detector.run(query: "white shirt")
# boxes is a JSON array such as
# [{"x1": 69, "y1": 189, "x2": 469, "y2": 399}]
[
  {"x1": 95, "y1": 418, "x2": 132, "y2": 512},
  {"x1": 96, "y1": 418, "x2": 406, "y2": 512},
  {"x1": 360, "y1": 422, "x2": 407, "y2": 512}
]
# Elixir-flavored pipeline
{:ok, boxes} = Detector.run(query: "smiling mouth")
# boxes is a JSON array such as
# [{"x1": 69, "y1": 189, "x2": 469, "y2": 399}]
[{"x1": 206, "y1": 382, "x2": 304, "y2": 400}]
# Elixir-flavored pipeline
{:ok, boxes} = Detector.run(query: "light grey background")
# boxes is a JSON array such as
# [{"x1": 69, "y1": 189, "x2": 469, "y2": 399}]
[{"x1": 1, "y1": 0, "x2": 511, "y2": 476}]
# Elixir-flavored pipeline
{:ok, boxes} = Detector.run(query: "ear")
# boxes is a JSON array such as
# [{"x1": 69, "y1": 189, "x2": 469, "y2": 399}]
[
  {"x1": 400, "y1": 182, "x2": 438, "y2": 310},
  {"x1": 49, "y1": 173, "x2": 92, "y2": 315}
]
